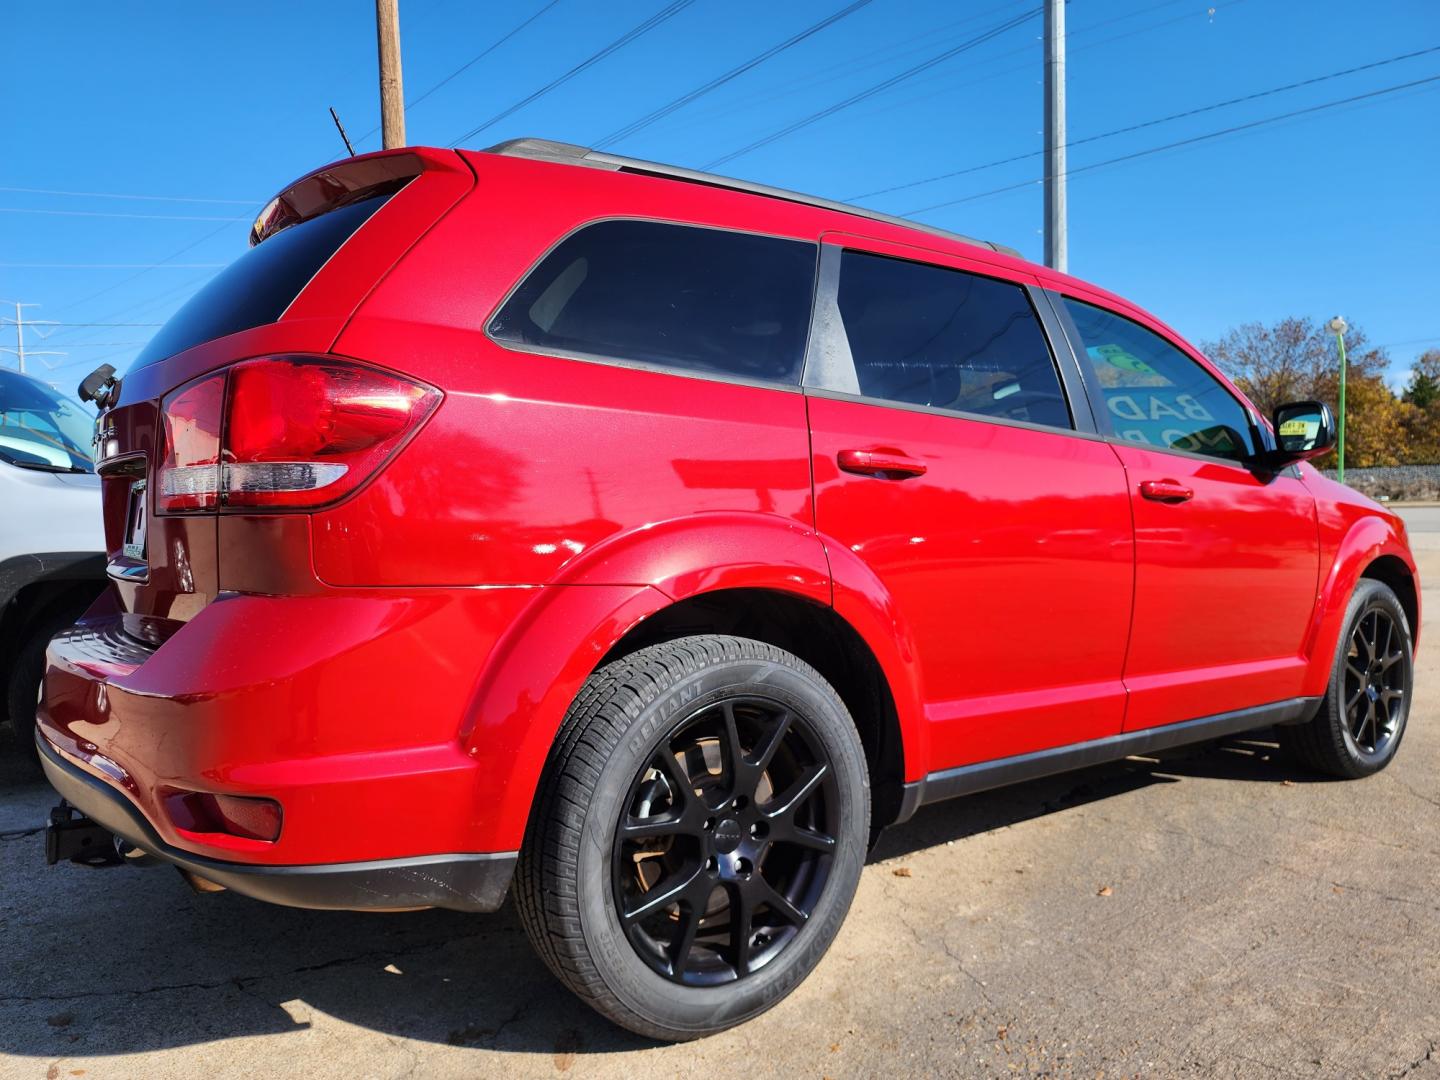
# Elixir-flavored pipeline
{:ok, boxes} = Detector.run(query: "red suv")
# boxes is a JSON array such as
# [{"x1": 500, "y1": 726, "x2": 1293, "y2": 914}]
[{"x1": 39, "y1": 139, "x2": 1419, "y2": 1040}]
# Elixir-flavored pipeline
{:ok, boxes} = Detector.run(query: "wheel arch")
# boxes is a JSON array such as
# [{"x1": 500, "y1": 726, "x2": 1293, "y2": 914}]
[
  {"x1": 1302, "y1": 517, "x2": 1419, "y2": 698},
  {"x1": 1360, "y1": 553, "x2": 1419, "y2": 641},
  {"x1": 597, "y1": 586, "x2": 912, "y2": 831},
  {"x1": 459, "y1": 515, "x2": 929, "y2": 850}
]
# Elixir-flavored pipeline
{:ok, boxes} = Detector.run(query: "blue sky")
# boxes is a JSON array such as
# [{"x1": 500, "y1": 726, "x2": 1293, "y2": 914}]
[{"x1": 2, "y1": 0, "x2": 1437, "y2": 392}]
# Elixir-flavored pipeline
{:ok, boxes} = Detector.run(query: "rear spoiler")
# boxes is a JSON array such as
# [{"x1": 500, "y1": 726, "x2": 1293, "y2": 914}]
[{"x1": 249, "y1": 150, "x2": 441, "y2": 247}]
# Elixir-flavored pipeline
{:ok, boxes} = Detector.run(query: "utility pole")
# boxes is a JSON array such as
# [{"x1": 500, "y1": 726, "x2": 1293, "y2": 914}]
[
  {"x1": 375, "y1": 0, "x2": 407, "y2": 149},
  {"x1": 0, "y1": 302, "x2": 65, "y2": 375},
  {"x1": 1329, "y1": 315, "x2": 1349, "y2": 483},
  {"x1": 1043, "y1": 0, "x2": 1067, "y2": 273}
]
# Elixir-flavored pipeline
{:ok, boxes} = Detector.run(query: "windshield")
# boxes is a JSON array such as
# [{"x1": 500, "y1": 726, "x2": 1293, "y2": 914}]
[{"x1": 0, "y1": 369, "x2": 94, "y2": 472}]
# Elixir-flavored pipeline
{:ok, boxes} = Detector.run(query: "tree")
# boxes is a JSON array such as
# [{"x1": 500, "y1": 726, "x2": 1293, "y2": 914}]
[
  {"x1": 1400, "y1": 350, "x2": 1440, "y2": 463},
  {"x1": 1201, "y1": 317, "x2": 1420, "y2": 468},
  {"x1": 1402, "y1": 349, "x2": 1440, "y2": 410},
  {"x1": 1202, "y1": 317, "x2": 1387, "y2": 419}
]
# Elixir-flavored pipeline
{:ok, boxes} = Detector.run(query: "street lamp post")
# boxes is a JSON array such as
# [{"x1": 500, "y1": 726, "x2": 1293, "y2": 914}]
[{"x1": 1328, "y1": 315, "x2": 1348, "y2": 483}]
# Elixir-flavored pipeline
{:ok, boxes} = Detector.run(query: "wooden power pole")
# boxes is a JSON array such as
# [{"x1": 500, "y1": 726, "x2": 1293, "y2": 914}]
[{"x1": 376, "y1": 0, "x2": 406, "y2": 149}]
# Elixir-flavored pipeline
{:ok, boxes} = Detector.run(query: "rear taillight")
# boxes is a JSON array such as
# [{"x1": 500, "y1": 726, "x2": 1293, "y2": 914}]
[{"x1": 156, "y1": 356, "x2": 439, "y2": 513}]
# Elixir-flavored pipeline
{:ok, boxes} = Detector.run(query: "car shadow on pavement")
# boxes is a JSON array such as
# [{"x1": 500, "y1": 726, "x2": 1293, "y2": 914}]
[
  {"x1": 868, "y1": 731, "x2": 1328, "y2": 862},
  {"x1": 0, "y1": 724, "x2": 1320, "y2": 1062}
]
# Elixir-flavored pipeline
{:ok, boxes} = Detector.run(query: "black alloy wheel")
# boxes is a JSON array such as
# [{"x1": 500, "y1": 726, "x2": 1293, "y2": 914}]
[
  {"x1": 612, "y1": 695, "x2": 838, "y2": 986},
  {"x1": 515, "y1": 635, "x2": 868, "y2": 1040},
  {"x1": 1342, "y1": 605, "x2": 1407, "y2": 758},
  {"x1": 1279, "y1": 578, "x2": 1414, "y2": 778}
]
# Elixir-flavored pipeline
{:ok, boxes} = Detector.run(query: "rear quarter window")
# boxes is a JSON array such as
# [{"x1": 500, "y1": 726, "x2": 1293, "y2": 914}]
[
  {"x1": 488, "y1": 219, "x2": 817, "y2": 385},
  {"x1": 131, "y1": 191, "x2": 397, "y2": 370}
]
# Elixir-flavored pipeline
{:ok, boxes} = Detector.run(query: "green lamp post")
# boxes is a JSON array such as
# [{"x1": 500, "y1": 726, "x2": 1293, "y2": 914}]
[{"x1": 1328, "y1": 315, "x2": 1348, "y2": 483}]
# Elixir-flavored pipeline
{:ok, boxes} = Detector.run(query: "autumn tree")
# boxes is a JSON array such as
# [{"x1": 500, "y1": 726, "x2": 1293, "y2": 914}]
[
  {"x1": 1400, "y1": 349, "x2": 1440, "y2": 462},
  {"x1": 1202, "y1": 317, "x2": 1421, "y2": 468}
]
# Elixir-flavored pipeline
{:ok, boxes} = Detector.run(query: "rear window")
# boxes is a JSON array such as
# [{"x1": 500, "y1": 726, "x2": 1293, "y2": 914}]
[
  {"x1": 131, "y1": 191, "x2": 396, "y2": 369},
  {"x1": 488, "y1": 220, "x2": 817, "y2": 385}
]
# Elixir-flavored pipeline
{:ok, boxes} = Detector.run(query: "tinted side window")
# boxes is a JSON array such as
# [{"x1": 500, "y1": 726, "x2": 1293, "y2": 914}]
[
  {"x1": 833, "y1": 251, "x2": 1070, "y2": 429},
  {"x1": 133, "y1": 192, "x2": 398, "y2": 370},
  {"x1": 489, "y1": 220, "x2": 817, "y2": 384},
  {"x1": 1062, "y1": 298, "x2": 1255, "y2": 462}
]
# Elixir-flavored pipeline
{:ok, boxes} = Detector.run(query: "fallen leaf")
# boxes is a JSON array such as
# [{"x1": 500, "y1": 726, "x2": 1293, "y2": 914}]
[
  {"x1": 1097, "y1": 885, "x2": 1113, "y2": 897},
  {"x1": 1332, "y1": 885, "x2": 1344, "y2": 895},
  {"x1": 892, "y1": 866, "x2": 912, "y2": 878},
  {"x1": 998, "y1": 1025, "x2": 1009, "y2": 1040},
  {"x1": 829, "y1": 1042, "x2": 840, "y2": 1052},
  {"x1": 46, "y1": 1012, "x2": 74, "y2": 1028}
]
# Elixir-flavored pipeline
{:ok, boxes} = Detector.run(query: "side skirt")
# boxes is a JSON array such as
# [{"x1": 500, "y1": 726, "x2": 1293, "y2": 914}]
[{"x1": 894, "y1": 696, "x2": 1321, "y2": 824}]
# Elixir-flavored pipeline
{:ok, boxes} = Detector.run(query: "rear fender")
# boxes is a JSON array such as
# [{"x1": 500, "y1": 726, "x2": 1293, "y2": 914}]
[{"x1": 459, "y1": 513, "x2": 927, "y2": 849}]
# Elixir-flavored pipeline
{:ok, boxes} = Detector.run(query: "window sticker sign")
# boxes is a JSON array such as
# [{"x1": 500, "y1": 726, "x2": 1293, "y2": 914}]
[
  {"x1": 1104, "y1": 392, "x2": 1242, "y2": 456},
  {"x1": 1088, "y1": 344, "x2": 1158, "y2": 377}
]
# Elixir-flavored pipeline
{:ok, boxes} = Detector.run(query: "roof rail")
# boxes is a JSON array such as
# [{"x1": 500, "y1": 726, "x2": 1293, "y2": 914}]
[{"x1": 479, "y1": 138, "x2": 1021, "y2": 259}]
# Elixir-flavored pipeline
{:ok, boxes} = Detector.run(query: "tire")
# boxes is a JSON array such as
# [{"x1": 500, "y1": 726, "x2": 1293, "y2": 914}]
[
  {"x1": 1278, "y1": 578, "x2": 1414, "y2": 779},
  {"x1": 515, "y1": 635, "x2": 870, "y2": 1041},
  {"x1": 6, "y1": 598, "x2": 90, "y2": 770}
]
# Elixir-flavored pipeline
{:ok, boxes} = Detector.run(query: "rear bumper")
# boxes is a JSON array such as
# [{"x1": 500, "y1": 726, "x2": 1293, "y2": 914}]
[{"x1": 39, "y1": 734, "x2": 515, "y2": 912}]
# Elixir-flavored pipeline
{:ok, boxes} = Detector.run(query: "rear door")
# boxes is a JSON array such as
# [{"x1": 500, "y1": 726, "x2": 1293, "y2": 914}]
[
  {"x1": 1054, "y1": 294, "x2": 1320, "y2": 730},
  {"x1": 804, "y1": 236, "x2": 1135, "y2": 770}
]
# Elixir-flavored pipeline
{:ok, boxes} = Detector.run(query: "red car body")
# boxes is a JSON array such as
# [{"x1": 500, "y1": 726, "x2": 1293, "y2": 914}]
[{"x1": 37, "y1": 141, "x2": 1419, "y2": 912}]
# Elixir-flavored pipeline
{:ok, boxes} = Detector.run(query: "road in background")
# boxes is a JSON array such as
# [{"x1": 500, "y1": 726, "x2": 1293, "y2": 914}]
[
  {"x1": 1399, "y1": 504, "x2": 1440, "y2": 546},
  {"x1": 2, "y1": 551, "x2": 1435, "y2": 1079}
]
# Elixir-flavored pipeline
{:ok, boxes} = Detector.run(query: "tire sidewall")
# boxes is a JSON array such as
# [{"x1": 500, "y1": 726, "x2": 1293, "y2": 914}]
[
  {"x1": 1327, "y1": 580, "x2": 1414, "y2": 774},
  {"x1": 572, "y1": 654, "x2": 869, "y2": 1038}
]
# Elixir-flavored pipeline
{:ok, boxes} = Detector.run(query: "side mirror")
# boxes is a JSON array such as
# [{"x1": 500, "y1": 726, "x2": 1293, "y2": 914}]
[{"x1": 1265, "y1": 400, "x2": 1336, "y2": 467}]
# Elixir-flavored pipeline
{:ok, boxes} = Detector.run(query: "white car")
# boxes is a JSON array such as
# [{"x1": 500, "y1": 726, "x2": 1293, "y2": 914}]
[{"x1": 0, "y1": 368, "x2": 105, "y2": 765}]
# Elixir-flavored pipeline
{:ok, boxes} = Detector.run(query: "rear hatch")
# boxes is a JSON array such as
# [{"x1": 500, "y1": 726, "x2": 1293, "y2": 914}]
[{"x1": 92, "y1": 148, "x2": 473, "y2": 643}]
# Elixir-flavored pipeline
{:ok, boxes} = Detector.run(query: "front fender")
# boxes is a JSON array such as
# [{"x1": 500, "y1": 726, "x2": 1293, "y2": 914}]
[{"x1": 1302, "y1": 514, "x2": 1418, "y2": 698}]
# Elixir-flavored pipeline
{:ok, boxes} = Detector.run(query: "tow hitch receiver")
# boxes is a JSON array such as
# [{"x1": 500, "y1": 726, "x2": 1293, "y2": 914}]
[{"x1": 45, "y1": 801, "x2": 122, "y2": 867}]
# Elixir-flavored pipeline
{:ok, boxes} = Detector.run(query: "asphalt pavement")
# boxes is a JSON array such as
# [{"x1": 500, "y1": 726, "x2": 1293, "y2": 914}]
[{"x1": 2, "y1": 518, "x2": 1436, "y2": 1079}]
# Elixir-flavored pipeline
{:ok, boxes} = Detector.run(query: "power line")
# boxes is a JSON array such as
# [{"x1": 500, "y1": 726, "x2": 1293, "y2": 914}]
[
  {"x1": 702, "y1": 7, "x2": 1041, "y2": 169},
  {"x1": 845, "y1": 0, "x2": 1240, "y2": 128},
  {"x1": 357, "y1": 0, "x2": 564, "y2": 146},
  {"x1": 0, "y1": 207, "x2": 247, "y2": 222},
  {"x1": 0, "y1": 185, "x2": 255, "y2": 205},
  {"x1": 448, "y1": 0, "x2": 697, "y2": 147},
  {"x1": 596, "y1": 0, "x2": 879, "y2": 148},
  {"x1": 853, "y1": 44, "x2": 1440, "y2": 201},
  {"x1": 51, "y1": 219, "x2": 239, "y2": 319},
  {"x1": 904, "y1": 73, "x2": 1440, "y2": 215},
  {"x1": 671, "y1": 0, "x2": 1036, "y2": 129}
]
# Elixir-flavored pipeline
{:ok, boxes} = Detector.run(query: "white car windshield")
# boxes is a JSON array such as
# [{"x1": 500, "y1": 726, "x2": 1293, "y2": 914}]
[{"x1": 0, "y1": 369, "x2": 94, "y2": 472}]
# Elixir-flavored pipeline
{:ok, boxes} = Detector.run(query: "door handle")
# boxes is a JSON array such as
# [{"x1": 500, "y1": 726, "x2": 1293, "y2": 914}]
[
  {"x1": 837, "y1": 448, "x2": 927, "y2": 479},
  {"x1": 1139, "y1": 479, "x2": 1194, "y2": 503}
]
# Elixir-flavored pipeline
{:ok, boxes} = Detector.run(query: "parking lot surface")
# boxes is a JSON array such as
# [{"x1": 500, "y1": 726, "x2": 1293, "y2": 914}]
[{"x1": 2, "y1": 536, "x2": 1436, "y2": 1079}]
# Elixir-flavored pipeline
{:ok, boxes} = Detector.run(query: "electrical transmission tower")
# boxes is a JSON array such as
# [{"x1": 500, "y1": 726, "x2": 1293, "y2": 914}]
[{"x1": 0, "y1": 301, "x2": 66, "y2": 374}]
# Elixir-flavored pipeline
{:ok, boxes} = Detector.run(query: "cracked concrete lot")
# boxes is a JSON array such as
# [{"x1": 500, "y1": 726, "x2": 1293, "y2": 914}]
[{"x1": 2, "y1": 535, "x2": 1436, "y2": 1079}]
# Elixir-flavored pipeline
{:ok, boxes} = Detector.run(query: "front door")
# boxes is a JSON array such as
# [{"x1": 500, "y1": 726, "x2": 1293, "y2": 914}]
[
  {"x1": 1056, "y1": 294, "x2": 1320, "y2": 730},
  {"x1": 804, "y1": 238, "x2": 1135, "y2": 771}
]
